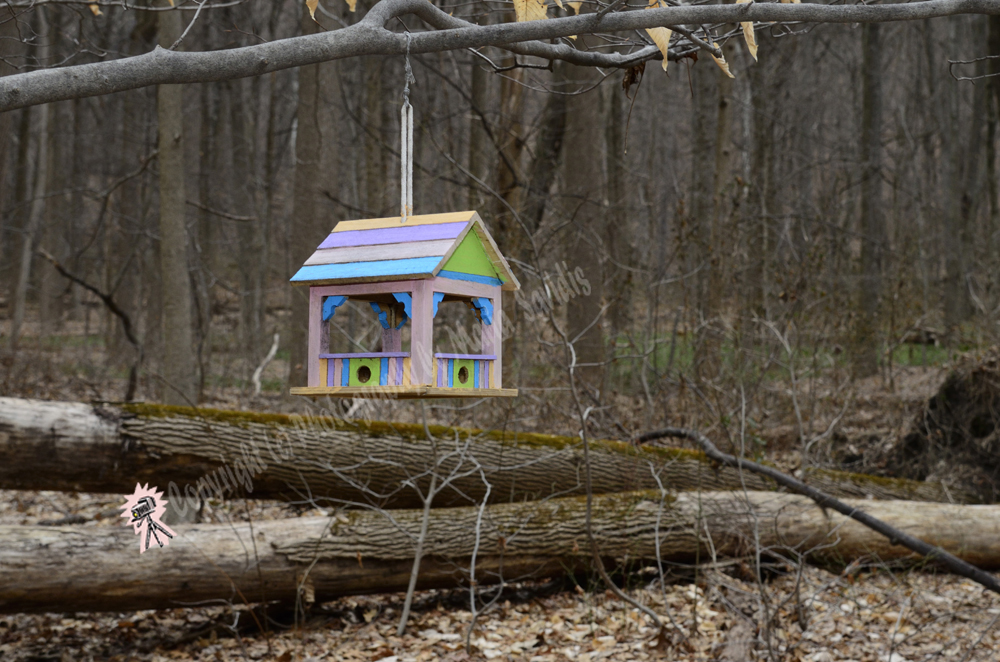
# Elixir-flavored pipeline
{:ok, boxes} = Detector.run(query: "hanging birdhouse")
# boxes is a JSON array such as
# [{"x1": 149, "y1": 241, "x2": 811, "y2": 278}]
[{"x1": 289, "y1": 211, "x2": 519, "y2": 398}]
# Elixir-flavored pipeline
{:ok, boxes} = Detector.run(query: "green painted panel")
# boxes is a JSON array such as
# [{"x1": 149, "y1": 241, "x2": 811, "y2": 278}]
[
  {"x1": 452, "y1": 359, "x2": 475, "y2": 389},
  {"x1": 348, "y1": 358, "x2": 381, "y2": 387},
  {"x1": 443, "y1": 231, "x2": 503, "y2": 281}
]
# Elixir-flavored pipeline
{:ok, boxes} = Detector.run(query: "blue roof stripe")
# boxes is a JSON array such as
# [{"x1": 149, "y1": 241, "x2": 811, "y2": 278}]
[{"x1": 290, "y1": 257, "x2": 443, "y2": 283}]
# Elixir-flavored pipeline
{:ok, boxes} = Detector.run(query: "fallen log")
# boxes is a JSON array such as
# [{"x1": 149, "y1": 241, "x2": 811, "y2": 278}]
[
  {"x1": 3, "y1": 490, "x2": 999, "y2": 614},
  {"x1": 0, "y1": 397, "x2": 973, "y2": 508}
]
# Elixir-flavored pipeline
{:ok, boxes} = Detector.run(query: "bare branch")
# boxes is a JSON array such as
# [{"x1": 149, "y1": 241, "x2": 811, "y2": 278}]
[
  {"x1": 638, "y1": 426, "x2": 1000, "y2": 596},
  {"x1": 2, "y1": 0, "x2": 999, "y2": 111}
]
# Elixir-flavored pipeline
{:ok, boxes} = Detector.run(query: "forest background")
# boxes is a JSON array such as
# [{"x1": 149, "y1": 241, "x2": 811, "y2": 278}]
[{"x1": 1, "y1": 0, "x2": 999, "y2": 449}]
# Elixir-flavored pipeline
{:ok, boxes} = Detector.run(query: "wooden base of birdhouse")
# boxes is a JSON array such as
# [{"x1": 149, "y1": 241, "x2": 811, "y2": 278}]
[{"x1": 289, "y1": 386, "x2": 518, "y2": 399}]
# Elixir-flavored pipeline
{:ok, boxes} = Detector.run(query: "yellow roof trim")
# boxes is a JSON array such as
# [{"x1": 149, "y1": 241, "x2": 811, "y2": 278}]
[{"x1": 331, "y1": 211, "x2": 477, "y2": 233}]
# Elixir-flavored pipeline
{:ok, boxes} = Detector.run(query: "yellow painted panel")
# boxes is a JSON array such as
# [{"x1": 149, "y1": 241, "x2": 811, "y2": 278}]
[
  {"x1": 332, "y1": 211, "x2": 476, "y2": 233},
  {"x1": 319, "y1": 358, "x2": 328, "y2": 388},
  {"x1": 402, "y1": 358, "x2": 411, "y2": 386}
]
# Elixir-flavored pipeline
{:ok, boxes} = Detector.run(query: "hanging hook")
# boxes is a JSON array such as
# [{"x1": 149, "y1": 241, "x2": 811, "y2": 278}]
[{"x1": 400, "y1": 32, "x2": 415, "y2": 223}]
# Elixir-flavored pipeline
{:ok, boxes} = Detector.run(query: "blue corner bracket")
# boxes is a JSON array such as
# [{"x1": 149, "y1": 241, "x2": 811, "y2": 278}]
[
  {"x1": 432, "y1": 292, "x2": 446, "y2": 318},
  {"x1": 392, "y1": 292, "x2": 413, "y2": 321},
  {"x1": 471, "y1": 297, "x2": 493, "y2": 325},
  {"x1": 370, "y1": 302, "x2": 408, "y2": 330},
  {"x1": 322, "y1": 295, "x2": 348, "y2": 321}
]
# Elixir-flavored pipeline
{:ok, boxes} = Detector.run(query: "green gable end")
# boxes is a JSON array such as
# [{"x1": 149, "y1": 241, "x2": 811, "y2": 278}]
[{"x1": 442, "y1": 231, "x2": 505, "y2": 281}]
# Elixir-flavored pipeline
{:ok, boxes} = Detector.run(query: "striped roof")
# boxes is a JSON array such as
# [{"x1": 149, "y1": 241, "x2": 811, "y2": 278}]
[{"x1": 290, "y1": 211, "x2": 520, "y2": 290}]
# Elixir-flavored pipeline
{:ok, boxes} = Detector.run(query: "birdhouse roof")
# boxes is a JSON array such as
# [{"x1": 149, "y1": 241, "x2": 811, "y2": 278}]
[{"x1": 290, "y1": 211, "x2": 520, "y2": 291}]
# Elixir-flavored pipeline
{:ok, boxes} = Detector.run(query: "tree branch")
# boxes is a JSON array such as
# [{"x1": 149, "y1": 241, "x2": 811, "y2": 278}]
[
  {"x1": 638, "y1": 427, "x2": 1000, "y2": 596},
  {"x1": 2, "y1": 0, "x2": 999, "y2": 111}
]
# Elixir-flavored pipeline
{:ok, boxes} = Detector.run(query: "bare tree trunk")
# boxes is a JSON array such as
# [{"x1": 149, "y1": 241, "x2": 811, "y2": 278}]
[
  {"x1": 853, "y1": 23, "x2": 884, "y2": 378},
  {"x1": 38, "y1": 98, "x2": 70, "y2": 338},
  {"x1": 563, "y1": 66, "x2": 606, "y2": 396},
  {"x1": 289, "y1": 10, "x2": 323, "y2": 390},
  {"x1": 4, "y1": 490, "x2": 1000, "y2": 614},
  {"x1": 230, "y1": 79, "x2": 267, "y2": 377},
  {"x1": 9, "y1": 10, "x2": 50, "y2": 350},
  {"x1": 942, "y1": 18, "x2": 972, "y2": 335},
  {"x1": 157, "y1": 2, "x2": 197, "y2": 405},
  {"x1": 691, "y1": 58, "x2": 718, "y2": 378},
  {"x1": 989, "y1": 17, "x2": 1000, "y2": 260},
  {"x1": 467, "y1": 51, "x2": 492, "y2": 210},
  {"x1": 0, "y1": 397, "x2": 970, "y2": 505}
]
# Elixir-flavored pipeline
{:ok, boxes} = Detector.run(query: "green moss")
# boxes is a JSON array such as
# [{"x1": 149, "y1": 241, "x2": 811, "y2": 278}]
[
  {"x1": 121, "y1": 402, "x2": 712, "y2": 464},
  {"x1": 807, "y1": 467, "x2": 927, "y2": 491}
]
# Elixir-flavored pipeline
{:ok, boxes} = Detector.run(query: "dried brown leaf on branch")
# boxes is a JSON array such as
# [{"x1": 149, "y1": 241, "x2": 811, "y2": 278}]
[
  {"x1": 711, "y1": 41, "x2": 735, "y2": 78},
  {"x1": 622, "y1": 62, "x2": 645, "y2": 97},
  {"x1": 645, "y1": 0, "x2": 673, "y2": 71},
  {"x1": 736, "y1": 0, "x2": 758, "y2": 61},
  {"x1": 514, "y1": 0, "x2": 549, "y2": 22}
]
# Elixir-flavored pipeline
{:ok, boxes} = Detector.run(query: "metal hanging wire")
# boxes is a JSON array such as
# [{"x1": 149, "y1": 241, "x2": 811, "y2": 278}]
[{"x1": 400, "y1": 33, "x2": 415, "y2": 223}]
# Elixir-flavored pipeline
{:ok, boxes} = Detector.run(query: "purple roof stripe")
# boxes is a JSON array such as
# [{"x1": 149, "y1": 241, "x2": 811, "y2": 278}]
[{"x1": 318, "y1": 221, "x2": 469, "y2": 250}]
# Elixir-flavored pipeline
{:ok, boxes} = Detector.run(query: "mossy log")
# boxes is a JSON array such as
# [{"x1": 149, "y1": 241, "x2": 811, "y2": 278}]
[
  {"x1": 0, "y1": 397, "x2": 974, "y2": 509},
  {"x1": 3, "y1": 490, "x2": 998, "y2": 613}
]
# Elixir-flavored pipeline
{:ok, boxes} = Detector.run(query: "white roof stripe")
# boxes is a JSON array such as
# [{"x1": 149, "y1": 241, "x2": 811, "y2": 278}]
[{"x1": 303, "y1": 239, "x2": 457, "y2": 267}]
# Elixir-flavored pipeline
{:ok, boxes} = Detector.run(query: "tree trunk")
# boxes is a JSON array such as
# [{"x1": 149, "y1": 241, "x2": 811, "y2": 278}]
[
  {"x1": 942, "y1": 18, "x2": 972, "y2": 334},
  {"x1": 0, "y1": 397, "x2": 973, "y2": 506},
  {"x1": 989, "y1": 16, "x2": 1000, "y2": 258},
  {"x1": 288, "y1": 7, "x2": 339, "y2": 389},
  {"x1": 853, "y1": 23, "x2": 884, "y2": 378},
  {"x1": 467, "y1": 50, "x2": 492, "y2": 211},
  {"x1": 563, "y1": 63, "x2": 606, "y2": 396},
  {"x1": 9, "y1": 9, "x2": 50, "y2": 350},
  {"x1": 157, "y1": 2, "x2": 197, "y2": 406},
  {"x1": 3, "y1": 489, "x2": 999, "y2": 614}
]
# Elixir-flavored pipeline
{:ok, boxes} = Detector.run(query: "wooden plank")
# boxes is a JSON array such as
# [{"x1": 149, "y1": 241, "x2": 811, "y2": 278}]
[
  {"x1": 320, "y1": 358, "x2": 328, "y2": 389},
  {"x1": 491, "y1": 300, "x2": 502, "y2": 388},
  {"x1": 320, "y1": 352, "x2": 409, "y2": 359},
  {"x1": 317, "y1": 226, "x2": 465, "y2": 251},
  {"x1": 402, "y1": 358, "x2": 411, "y2": 386},
  {"x1": 291, "y1": 257, "x2": 442, "y2": 284},
  {"x1": 330, "y1": 211, "x2": 476, "y2": 233},
  {"x1": 332, "y1": 358, "x2": 341, "y2": 388},
  {"x1": 305, "y1": 239, "x2": 454, "y2": 266},
  {"x1": 434, "y1": 353, "x2": 497, "y2": 360},
  {"x1": 308, "y1": 288, "x2": 322, "y2": 388},
  {"x1": 396, "y1": 357, "x2": 403, "y2": 385},
  {"x1": 410, "y1": 280, "x2": 434, "y2": 386},
  {"x1": 428, "y1": 277, "x2": 499, "y2": 299},
  {"x1": 289, "y1": 386, "x2": 518, "y2": 399},
  {"x1": 308, "y1": 281, "x2": 421, "y2": 297}
]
